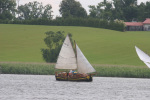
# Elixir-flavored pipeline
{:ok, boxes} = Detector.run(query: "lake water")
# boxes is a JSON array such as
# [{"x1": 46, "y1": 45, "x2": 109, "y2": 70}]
[{"x1": 0, "y1": 74, "x2": 150, "y2": 100}]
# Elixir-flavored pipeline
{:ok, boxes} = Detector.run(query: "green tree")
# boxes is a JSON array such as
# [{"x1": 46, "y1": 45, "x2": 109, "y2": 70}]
[
  {"x1": 112, "y1": 0, "x2": 125, "y2": 20},
  {"x1": 137, "y1": 2, "x2": 146, "y2": 21},
  {"x1": 112, "y1": 0, "x2": 138, "y2": 21},
  {"x1": 88, "y1": 5, "x2": 97, "y2": 18},
  {"x1": 122, "y1": 0, "x2": 138, "y2": 21},
  {"x1": 18, "y1": 1, "x2": 53, "y2": 20},
  {"x1": 89, "y1": 0, "x2": 138, "y2": 21},
  {"x1": 41, "y1": 31, "x2": 65, "y2": 62},
  {"x1": 41, "y1": 31, "x2": 73, "y2": 62},
  {"x1": 59, "y1": 0, "x2": 87, "y2": 18},
  {"x1": 144, "y1": 2, "x2": 150, "y2": 19},
  {"x1": 42, "y1": 4, "x2": 53, "y2": 19},
  {"x1": 137, "y1": 1, "x2": 150, "y2": 21},
  {"x1": 89, "y1": 1, "x2": 113, "y2": 20},
  {"x1": 0, "y1": 0, "x2": 16, "y2": 20}
]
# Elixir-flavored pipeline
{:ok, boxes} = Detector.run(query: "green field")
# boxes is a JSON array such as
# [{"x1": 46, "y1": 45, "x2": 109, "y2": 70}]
[{"x1": 0, "y1": 24, "x2": 150, "y2": 67}]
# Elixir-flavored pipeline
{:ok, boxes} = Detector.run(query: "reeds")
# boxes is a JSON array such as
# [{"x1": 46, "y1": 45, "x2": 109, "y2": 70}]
[
  {"x1": 94, "y1": 65, "x2": 150, "y2": 78},
  {"x1": 1, "y1": 63, "x2": 150, "y2": 78},
  {"x1": 0, "y1": 63, "x2": 55, "y2": 75}
]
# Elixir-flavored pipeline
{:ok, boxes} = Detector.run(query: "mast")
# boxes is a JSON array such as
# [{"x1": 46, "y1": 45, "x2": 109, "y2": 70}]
[
  {"x1": 74, "y1": 40, "x2": 78, "y2": 71},
  {"x1": 68, "y1": 35, "x2": 78, "y2": 71}
]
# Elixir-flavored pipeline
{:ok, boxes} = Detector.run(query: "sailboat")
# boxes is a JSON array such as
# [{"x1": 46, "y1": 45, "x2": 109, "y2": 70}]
[
  {"x1": 135, "y1": 46, "x2": 150, "y2": 68},
  {"x1": 55, "y1": 35, "x2": 96, "y2": 82}
]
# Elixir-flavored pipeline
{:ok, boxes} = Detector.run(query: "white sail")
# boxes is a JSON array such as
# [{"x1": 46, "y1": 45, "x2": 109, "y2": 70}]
[
  {"x1": 55, "y1": 35, "x2": 77, "y2": 69},
  {"x1": 144, "y1": 62, "x2": 150, "y2": 68},
  {"x1": 76, "y1": 44, "x2": 96, "y2": 73},
  {"x1": 135, "y1": 46, "x2": 150, "y2": 68}
]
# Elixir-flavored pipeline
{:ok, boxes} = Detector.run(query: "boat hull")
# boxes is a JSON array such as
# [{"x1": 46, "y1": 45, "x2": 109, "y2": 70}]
[{"x1": 55, "y1": 73, "x2": 93, "y2": 82}]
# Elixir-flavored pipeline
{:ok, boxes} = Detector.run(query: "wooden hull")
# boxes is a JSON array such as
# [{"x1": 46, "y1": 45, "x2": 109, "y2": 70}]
[{"x1": 55, "y1": 73, "x2": 93, "y2": 82}]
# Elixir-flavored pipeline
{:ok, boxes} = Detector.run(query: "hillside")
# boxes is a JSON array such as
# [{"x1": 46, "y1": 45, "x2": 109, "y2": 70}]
[{"x1": 0, "y1": 24, "x2": 150, "y2": 66}]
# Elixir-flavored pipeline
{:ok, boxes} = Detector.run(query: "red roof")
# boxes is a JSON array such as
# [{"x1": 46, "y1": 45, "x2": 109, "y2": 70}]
[
  {"x1": 125, "y1": 22, "x2": 143, "y2": 26},
  {"x1": 143, "y1": 18, "x2": 150, "y2": 24}
]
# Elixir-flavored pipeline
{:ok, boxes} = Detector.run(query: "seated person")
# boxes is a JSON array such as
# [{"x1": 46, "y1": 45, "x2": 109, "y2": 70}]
[{"x1": 72, "y1": 70, "x2": 77, "y2": 75}]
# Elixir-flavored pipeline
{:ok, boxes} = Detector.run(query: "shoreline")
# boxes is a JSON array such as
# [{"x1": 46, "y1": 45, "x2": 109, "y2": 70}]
[{"x1": 0, "y1": 62, "x2": 150, "y2": 78}]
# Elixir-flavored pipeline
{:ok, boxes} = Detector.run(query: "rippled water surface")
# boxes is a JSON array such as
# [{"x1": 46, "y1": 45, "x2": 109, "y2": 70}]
[{"x1": 0, "y1": 74, "x2": 150, "y2": 100}]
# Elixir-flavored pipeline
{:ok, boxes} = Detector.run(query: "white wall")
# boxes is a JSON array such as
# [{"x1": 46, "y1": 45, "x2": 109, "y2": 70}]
[{"x1": 143, "y1": 24, "x2": 150, "y2": 31}]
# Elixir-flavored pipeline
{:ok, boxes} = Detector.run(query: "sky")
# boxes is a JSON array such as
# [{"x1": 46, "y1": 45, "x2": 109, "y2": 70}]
[{"x1": 17, "y1": 0, "x2": 149, "y2": 18}]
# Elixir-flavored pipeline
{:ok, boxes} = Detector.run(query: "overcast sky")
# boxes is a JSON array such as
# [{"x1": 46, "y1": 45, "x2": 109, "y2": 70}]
[{"x1": 17, "y1": 0, "x2": 149, "y2": 18}]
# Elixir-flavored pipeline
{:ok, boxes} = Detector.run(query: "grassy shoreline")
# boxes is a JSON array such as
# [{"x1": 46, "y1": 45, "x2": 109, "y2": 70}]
[
  {"x1": 0, "y1": 63, "x2": 55, "y2": 75},
  {"x1": 1, "y1": 63, "x2": 150, "y2": 78},
  {"x1": 1, "y1": 24, "x2": 150, "y2": 66}
]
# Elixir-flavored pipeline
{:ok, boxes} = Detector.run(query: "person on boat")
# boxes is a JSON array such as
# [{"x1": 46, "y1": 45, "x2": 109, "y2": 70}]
[
  {"x1": 72, "y1": 70, "x2": 78, "y2": 74},
  {"x1": 68, "y1": 70, "x2": 72, "y2": 77},
  {"x1": 72, "y1": 70, "x2": 75, "y2": 74},
  {"x1": 69, "y1": 70, "x2": 72, "y2": 75},
  {"x1": 74, "y1": 71, "x2": 77, "y2": 75}
]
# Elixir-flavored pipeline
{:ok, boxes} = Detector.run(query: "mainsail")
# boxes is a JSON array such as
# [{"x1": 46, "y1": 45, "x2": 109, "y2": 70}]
[
  {"x1": 76, "y1": 44, "x2": 96, "y2": 74},
  {"x1": 55, "y1": 35, "x2": 77, "y2": 69},
  {"x1": 55, "y1": 35, "x2": 96, "y2": 74},
  {"x1": 135, "y1": 46, "x2": 150, "y2": 68}
]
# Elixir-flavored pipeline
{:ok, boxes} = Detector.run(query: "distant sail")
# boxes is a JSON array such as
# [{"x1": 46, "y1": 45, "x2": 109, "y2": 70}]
[
  {"x1": 76, "y1": 44, "x2": 96, "y2": 73},
  {"x1": 55, "y1": 35, "x2": 77, "y2": 69},
  {"x1": 135, "y1": 46, "x2": 150, "y2": 68}
]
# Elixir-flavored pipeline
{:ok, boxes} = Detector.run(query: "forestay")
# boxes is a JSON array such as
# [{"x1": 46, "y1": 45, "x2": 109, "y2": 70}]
[
  {"x1": 135, "y1": 46, "x2": 150, "y2": 68},
  {"x1": 76, "y1": 44, "x2": 96, "y2": 74},
  {"x1": 55, "y1": 35, "x2": 77, "y2": 69}
]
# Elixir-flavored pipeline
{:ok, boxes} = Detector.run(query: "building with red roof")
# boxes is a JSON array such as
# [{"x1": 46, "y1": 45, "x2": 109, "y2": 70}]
[{"x1": 125, "y1": 18, "x2": 150, "y2": 31}]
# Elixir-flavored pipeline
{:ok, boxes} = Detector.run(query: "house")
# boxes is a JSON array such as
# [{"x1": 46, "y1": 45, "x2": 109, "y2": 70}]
[
  {"x1": 143, "y1": 18, "x2": 150, "y2": 31},
  {"x1": 125, "y1": 18, "x2": 150, "y2": 31}
]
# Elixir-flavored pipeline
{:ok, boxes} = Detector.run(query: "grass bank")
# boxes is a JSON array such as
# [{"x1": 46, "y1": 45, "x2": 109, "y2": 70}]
[
  {"x1": 0, "y1": 24, "x2": 150, "y2": 66},
  {"x1": 1, "y1": 63, "x2": 150, "y2": 78}
]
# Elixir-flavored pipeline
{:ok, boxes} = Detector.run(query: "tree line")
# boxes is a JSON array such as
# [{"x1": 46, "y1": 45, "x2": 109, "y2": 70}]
[
  {"x1": 0, "y1": 0, "x2": 150, "y2": 31},
  {"x1": 89, "y1": 0, "x2": 150, "y2": 22}
]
